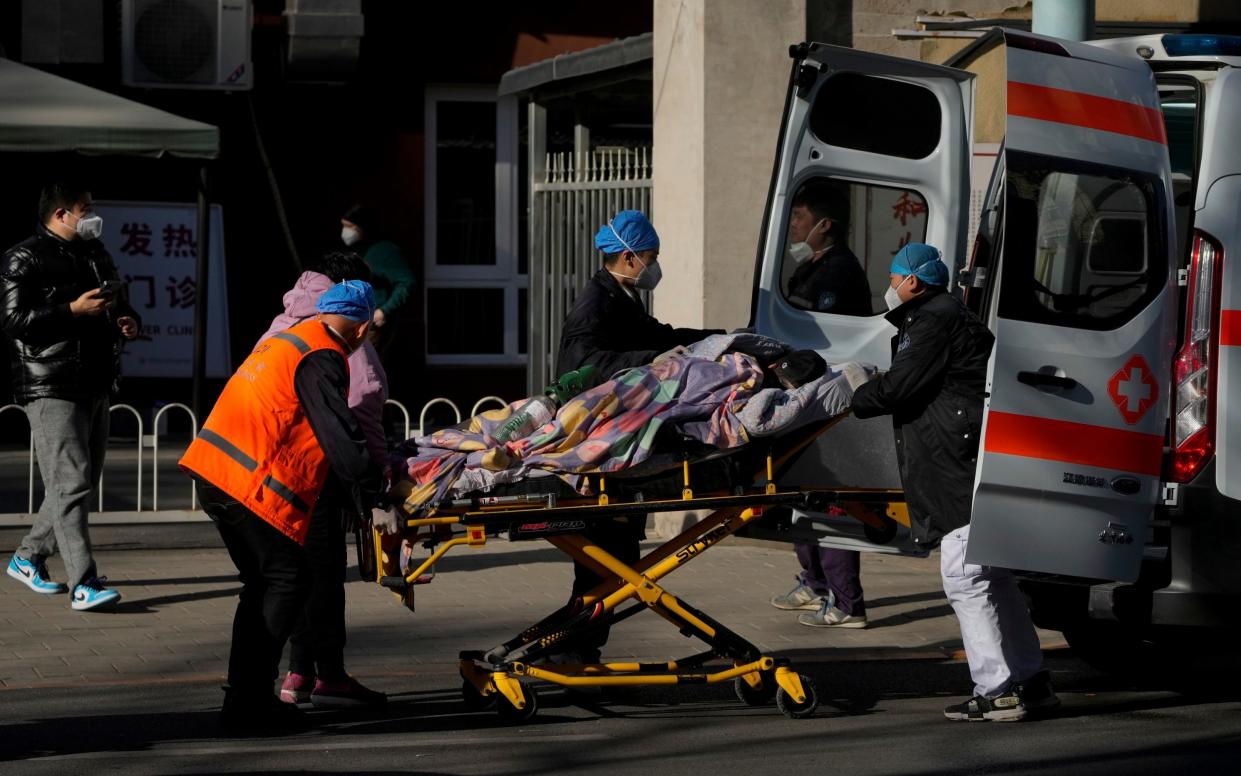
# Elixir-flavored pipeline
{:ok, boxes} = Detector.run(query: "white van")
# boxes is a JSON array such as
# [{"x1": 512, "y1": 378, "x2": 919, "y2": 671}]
[{"x1": 748, "y1": 29, "x2": 1239, "y2": 659}]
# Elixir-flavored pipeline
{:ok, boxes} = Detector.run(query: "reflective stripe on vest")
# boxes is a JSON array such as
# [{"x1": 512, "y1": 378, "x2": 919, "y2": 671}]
[
  {"x1": 271, "y1": 331, "x2": 312, "y2": 355},
  {"x1": 197, "y1": 429, "x2": 257, "y2": 472},
  {"x1": 197, "y1": 428, "x2": 310, "y2": 513},
  {"x1": 178, "y1": 319, "x2": 350, "y2": 543}
]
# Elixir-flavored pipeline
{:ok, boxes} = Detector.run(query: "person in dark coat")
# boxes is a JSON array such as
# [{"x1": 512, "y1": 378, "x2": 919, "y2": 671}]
[
  {"x1": 784, "y1": 182, "x2": 872, "y2": 316},
  {"x1": 555, "y1": 210, "x2": 721, "y2": 662},
  {"x1": 2, "y1": 180, "x2": 140, "y2": 611},
  {"x1": 556, "y1": 212, "x2": 720, "y2": 380},
  {"x1": 851, "y1": 243, "x2": 1058, "y2": 722},
  {"x1": 771, "y1": 183, "x2": 870, "y2": 628}
]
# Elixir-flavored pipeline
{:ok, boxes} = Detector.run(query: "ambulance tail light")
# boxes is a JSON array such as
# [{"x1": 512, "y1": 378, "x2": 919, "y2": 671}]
[{"x1": 1170, "y1": 230, "x2": 1223, "y2": 483}]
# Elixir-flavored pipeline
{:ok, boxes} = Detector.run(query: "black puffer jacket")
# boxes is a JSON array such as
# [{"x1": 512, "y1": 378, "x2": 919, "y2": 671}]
[
  {"x1": 556, "y1": 268, "x2": 723, "y2": 378},
  {"x1": 0, "y1": 227, "x2": 139, "y2": 403},
  {"x1": 851, "y1": 288, "x2": 994, "y2": 547}
]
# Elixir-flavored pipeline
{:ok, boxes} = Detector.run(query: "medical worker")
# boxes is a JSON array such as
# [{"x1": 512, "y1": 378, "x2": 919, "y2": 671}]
[
  {"x1": 850, "y1": 243, "x2": 1059, "y2": 722},
  {"x1": 555, "y1": 210, "x2": 721, "y2": 662},
  {"x1": 181, "y1": 281, "x2": 387, "y2": 734}
]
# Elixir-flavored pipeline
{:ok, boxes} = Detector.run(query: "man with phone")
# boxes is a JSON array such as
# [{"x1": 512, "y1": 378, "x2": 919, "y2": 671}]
[{"x1": 1, "y1": 180, "x2": 140, "y2": 610}]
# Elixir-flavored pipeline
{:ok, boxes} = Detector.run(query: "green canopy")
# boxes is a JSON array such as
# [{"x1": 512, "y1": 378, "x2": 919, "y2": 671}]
[{"x1": 0, "y1": 57, "x2": 219, "y2": 158}]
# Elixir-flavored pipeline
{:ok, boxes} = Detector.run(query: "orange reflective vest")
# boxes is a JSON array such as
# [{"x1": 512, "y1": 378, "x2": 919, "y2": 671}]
[{"x1": 180, "y1": 319, "x2": 351, "y2": 544}]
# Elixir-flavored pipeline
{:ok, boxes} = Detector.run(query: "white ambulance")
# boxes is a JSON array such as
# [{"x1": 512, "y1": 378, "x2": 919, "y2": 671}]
[{"x1": 749, "y1": 29, "x2": 1241, "y2": 659}]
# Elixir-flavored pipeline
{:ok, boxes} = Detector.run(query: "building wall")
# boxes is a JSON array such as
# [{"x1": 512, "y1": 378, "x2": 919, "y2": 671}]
[
  {"x1": 0, "y1": 4, "x2": 652, "y2": 416},
  {"x1": 653, "y1": 0, "x2": 805, "y2": 332}
]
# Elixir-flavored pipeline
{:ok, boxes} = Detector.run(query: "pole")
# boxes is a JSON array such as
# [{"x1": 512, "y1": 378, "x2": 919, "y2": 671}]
[
  {"x1": 1032, "y1": 0, "x2": 1095, "y2": 42},
  {"x1": 192, "y1": 164, "x2": 210, "y2": 421}
]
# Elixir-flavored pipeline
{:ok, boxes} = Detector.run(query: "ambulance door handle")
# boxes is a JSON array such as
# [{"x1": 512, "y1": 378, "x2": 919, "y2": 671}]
[{"x1": 1016, "y1": 371, "x2": 1077, "y2": 390}]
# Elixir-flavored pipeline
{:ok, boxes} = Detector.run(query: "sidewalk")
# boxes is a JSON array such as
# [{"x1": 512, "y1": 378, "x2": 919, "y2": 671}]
[{"x1": 0, "y1": 537, "x2": 1065, "y2": 692}]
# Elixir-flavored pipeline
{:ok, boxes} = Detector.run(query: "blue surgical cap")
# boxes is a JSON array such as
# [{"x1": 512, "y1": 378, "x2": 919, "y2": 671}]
[
  {"x1": 890, "y1": 243, "x2": 949, "y2": 287},
  {"x1": 594, "y1": 210, "x2": 659, "y2": 255},
  {"x1": 316, "y1": 280, "x2": 375, "y2": 323}
]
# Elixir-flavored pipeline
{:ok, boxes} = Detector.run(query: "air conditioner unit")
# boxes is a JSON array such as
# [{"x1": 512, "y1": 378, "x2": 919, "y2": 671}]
[{"x1": 122, "y1": 0, "x2": 253, "y2": 90}]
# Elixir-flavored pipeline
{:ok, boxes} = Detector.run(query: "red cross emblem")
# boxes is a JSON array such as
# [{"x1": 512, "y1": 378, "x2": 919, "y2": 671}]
[{"x1": 1107, "y1": 354, "x2": 1159, "y2": 425}]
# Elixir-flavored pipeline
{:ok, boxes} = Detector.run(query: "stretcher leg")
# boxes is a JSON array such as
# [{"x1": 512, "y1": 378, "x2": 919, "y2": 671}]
[{"x1": 458, "y1": 506, "x2": 820, "y2": 720}]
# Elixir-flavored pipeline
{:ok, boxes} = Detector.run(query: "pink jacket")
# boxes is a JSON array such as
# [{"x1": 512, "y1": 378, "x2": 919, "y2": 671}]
[{"x1": 257, "y1": 271, "x2": 390, "y2": 467}]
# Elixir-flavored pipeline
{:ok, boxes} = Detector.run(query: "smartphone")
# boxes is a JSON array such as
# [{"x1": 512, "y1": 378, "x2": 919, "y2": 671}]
[{"x1": 99, "y1": 280, "x2": 124, "y2": 298}]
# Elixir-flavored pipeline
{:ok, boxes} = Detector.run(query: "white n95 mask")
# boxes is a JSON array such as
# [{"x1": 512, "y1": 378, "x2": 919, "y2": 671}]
[
  {"x1": 74, "y1": 213, "x2": 104, "y2": 241},
  {"x1": 786, "y1": 218, "x2": 826, "y2": 265},
  {"x1": 884, "y1": 274, "x2": 913, "y2": 311},
  {"x1": 341, "y1": 226, "x2": 361, "y2": 246},
  {"x1": 786, "y1": 242, "x2": 815, "y2": 265}
]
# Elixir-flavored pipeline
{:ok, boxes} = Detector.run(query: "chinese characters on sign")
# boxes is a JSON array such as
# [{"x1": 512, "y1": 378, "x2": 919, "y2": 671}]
[{"x1": 96, "y1": 202, "x2": 231, "y2": 379}]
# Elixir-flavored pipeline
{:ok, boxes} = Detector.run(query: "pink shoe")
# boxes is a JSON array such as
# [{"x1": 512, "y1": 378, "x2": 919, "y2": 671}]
[
  {"x1": 279, "y1": 672, "x2": 313, "y2": 705},
  {"x1": 310, "y1": 675, "x2": 387, "y2": 707}
]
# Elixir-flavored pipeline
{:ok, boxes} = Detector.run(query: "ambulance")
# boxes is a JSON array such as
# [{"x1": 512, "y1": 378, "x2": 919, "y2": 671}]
[{"x1": 749, "y1": 29, "x2": 1241, "y2": 659}]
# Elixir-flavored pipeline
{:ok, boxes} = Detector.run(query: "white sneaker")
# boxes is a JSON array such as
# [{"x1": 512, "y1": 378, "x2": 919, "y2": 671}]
[
  {"x1": 770, "y1": 579, "x2": 824, "y2": 611},
  {"x1": 70, "y1": 577, "x2": 121, "y2": 611},
  {"x1": 7, "y1": 554, "x2": 67, "y2": 595},
  {"x1": 798, "y1": 600, "x2": 867, "y2": 629}
]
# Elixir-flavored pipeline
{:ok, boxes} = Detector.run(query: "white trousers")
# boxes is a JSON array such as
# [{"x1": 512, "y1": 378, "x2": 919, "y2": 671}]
[{"x1": 940, "y1": 524, "x2": 1045, "y2": 698}]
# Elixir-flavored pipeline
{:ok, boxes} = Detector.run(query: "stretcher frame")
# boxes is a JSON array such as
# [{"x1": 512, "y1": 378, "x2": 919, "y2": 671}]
[{"x1": 374, "y1": 416, "x2": 907, "y2": 721}]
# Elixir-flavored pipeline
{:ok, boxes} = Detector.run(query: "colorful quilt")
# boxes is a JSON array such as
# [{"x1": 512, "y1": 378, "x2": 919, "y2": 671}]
[{"x1": 392, "y1": 335, "x2": 874, "y2": 516}]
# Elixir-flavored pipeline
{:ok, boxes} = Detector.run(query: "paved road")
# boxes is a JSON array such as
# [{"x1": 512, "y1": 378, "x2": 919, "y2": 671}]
[{"x1": 1, "y1": 539, "x2": 1238, "y2": 774}]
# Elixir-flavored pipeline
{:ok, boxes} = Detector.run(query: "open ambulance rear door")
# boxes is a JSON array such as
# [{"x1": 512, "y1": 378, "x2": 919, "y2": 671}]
[
  {"x1": 957, "y1": 31, "x2": 1178, "y2": 582},
  {"x1": 746, "y1": 43, "x2": 973, "y2": 554}
]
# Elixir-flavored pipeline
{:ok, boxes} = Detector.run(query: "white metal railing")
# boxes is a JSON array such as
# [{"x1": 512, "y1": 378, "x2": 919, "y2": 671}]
[
  {"x1": 529, "y1": 146, "x2": 653, "y2": 393},
  {"x1": 99, "y1": 404, "x2": 143, "y2": 512},
  {"x1": 0, "y1": 395, "x2": 507, "y2": 517},
  {"x1": 384, "y1": 399, "x2": 411, "y2": 440},
  {"x1": 152, "y1": 403, "x2": 198, "y2": 511},
  {"x1": 0, "y1": 404, "x2": 34, "y2": 514},
  {"x1": 417, "y1": 397, "x2": 462, "y2": 438},
  {"x1": 470, "y1": 395, "x2": 509, "y2": 416}
]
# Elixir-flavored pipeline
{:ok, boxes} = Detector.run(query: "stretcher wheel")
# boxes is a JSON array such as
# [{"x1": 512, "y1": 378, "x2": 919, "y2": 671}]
[
  {"x1": 775, "y1": 674, "x2": 818, "y2": 719},
  {"x1": 461, "y1": 678, "x2": 497, "y2": 711},
  {"x1": 497, "y1": 684, "x2": 539, "y2": 724},
  {"x1": 734, "y1": 671, "x2": 778, "y2": 706}
]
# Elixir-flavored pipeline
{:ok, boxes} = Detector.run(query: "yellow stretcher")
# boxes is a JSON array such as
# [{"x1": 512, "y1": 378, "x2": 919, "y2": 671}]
[{"x1": 367, "y1": 416, "x2": 907, "y2": 722}]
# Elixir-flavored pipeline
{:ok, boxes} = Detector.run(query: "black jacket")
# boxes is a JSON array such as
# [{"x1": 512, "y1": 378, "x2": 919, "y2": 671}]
[
  {"x1": 293, "y1": 344, "x2": 383, "y2": 524},
  {"x1": 556, "y1": 268, "x2": 723, "y2": 378},
  {"x1": 786, "y1": 244, "x2": 872, "y2": 316},
  {"x1": 0, "y1": 227, "x2": 139, "y2": 403},
  {"x1": 851, "y1": 288, "x2": 994, "y2": 546}
]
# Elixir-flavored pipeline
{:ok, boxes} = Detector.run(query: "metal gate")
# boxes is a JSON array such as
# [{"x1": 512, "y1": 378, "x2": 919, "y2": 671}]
[{"x1": 527, "y1": 147, "x2": 652, "y2": 393}]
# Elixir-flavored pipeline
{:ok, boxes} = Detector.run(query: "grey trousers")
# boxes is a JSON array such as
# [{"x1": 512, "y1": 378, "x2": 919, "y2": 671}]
[{"x1": 16, "y1": 396, "x2": 109, "y2": 592}]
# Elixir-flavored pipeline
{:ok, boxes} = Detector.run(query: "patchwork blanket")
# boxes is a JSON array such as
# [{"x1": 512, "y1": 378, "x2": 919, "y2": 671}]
[{"x1": 393, "y1": 334, "x2": 873, "y2": 515}]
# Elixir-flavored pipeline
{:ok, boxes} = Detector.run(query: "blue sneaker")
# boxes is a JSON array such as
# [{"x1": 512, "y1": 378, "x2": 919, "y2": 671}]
[
  {"x1": 70, "y1": 577, "x2": 121, "y2": 611},
  {"x1": 7, "y1": 554, "x2": 67, "y2": 595}
]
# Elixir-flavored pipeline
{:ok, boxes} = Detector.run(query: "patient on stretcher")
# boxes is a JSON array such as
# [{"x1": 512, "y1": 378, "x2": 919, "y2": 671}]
[{"x1": 389, "y1": 333, "x2": 875, "y2": 517}]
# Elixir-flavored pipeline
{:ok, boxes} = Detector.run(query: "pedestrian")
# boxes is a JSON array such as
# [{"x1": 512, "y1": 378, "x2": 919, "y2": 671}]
[
  {"x1": 180, "y1": 281, "x2": 394, "y2": 734},
  {"x1": 256, "y1": 252, "x2": 391, "y2": 708},
  {"x1": 850, "y1": 243, "x2": 1059, "y2": 722},
  {"x1": 2, "y1": 179, "x2": 140, "y2": 611},
  {"x1": 555, "y1": 209, "x2": 723, "y2": 662},
  {"x1": 339, "y1": 205, "x2": 414, "y2": 356}
]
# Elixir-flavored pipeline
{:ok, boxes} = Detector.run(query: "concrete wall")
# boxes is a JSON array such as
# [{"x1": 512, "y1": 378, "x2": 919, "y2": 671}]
[{"x1": 652, "y1": 0, "x2": 805, "y2": 330}]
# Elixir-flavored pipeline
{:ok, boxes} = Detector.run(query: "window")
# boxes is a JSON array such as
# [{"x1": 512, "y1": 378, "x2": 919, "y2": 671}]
[
  {"x1": 809, "y1": 72, "x2": 941, "y2": 160},
  {"x1": 780, "y1": 177, "x2": 929, "y2": 316},
  {"x1": 427, "y1": 288, "x2": 505, "y2": 354},
  {"x1": 435, "y1": 101, "x2": 497, "y2": 267},
  {"x1": 999, "y1": 152, "x2": 1165, "y2": 330},
  {"x1": 424, "y1": 87, "x2": 524, "y2": 365}
]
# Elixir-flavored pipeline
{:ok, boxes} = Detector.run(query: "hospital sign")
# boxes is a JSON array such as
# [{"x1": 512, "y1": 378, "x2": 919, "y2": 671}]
[{"x1": 96, "y1": 201, "x2": 232, "y2": 379}]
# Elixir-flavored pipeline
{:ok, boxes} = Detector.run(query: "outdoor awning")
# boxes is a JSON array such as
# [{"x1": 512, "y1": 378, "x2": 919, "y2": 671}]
[
  {"x1": 0, "y1": 57, "x2": 219, "y2": 159},
  {"x1": 498, "y1": 33, "x2": 652, "y2": 97}
]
